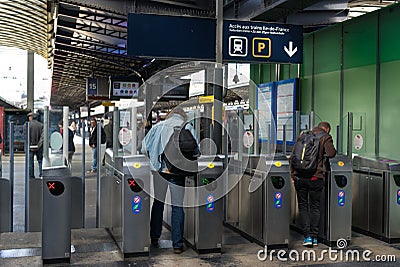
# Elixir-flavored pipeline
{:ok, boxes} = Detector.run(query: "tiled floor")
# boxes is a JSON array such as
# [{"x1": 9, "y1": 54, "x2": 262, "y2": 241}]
[{"x1": 1, "y1": 227, "x2": 400, "y2": 266}]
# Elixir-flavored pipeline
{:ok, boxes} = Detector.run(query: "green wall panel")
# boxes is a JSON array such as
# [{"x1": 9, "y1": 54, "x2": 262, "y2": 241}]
[
  {"x1": 380, "y1": 5, "x2": 400, "y2": 63},
  {"x1": 280, "y1": 64, "x2": 299, "y2": 80},
  {"x1": 302, "y1": 34, "x2": 314, "y2": 77},
  {"x1": 250, "y1": 64, "x2": 260, "y2": 84},
  {"x1": 280, "y1": 64, "x2": 290, "y2": 80},
  {"x1": 314, "y1": 25, "x2": 342, "y2": 75},
  {"x1": 343, "y1": 65, "x2": 376, "y2": 155},
  {"x1": 248, "y1": 3, "x2": 400, "y2": 157},
  {"x1": 343, "y1": 13, "x2": 377, "y2": 69},
  {"x1": 290, "y1": 64, "x2": 299, "y2": 79},
  {"x1": 379, "y1": 60, "x2": 400, "y2": 160},
  {"x1": 299, "y1": 76, "x2": 312, "y2": 115},
  {"x1": 313, "y1": 71, "x2": 341, "y2": 143},
  {"x1": 262, "y1": 64, "x2": 275, "y2": 82}
]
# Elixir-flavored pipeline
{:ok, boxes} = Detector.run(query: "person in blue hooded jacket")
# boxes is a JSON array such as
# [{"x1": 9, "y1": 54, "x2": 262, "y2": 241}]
[{"x1": 142, "y1": 107, "x2": 198, "y2": 254}]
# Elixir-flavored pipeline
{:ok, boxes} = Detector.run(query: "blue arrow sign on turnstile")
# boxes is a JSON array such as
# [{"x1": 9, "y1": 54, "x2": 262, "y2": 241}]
[{"x1": 223, "y1": 20, "x2": 303, "y2": 64}]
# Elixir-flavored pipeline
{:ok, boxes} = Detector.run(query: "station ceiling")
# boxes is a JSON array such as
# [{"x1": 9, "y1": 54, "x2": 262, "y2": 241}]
[
  {"x1": 0, "y1": 0, "x2": 398, "y2": 110},
  {"x1": 0, "y1": 0, "x2": 49, "y2": 63},
  {"x1": 49, "y1": 0, "x2": 215, "y2": 110}
]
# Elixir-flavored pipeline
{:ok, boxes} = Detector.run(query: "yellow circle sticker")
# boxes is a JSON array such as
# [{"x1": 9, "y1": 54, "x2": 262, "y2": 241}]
[
  {"x1": 207, "y1": 163, "x2": 215, "y2": 169},
  {"x1": 338, "y1": 161, "x2": 345, "y2": 167},
  {"x1": 274, "y1": 161, "x2": 282, "y2": 167},
  {"x1": 133, "y1": 163, "x2": 141, "y2": 169}
]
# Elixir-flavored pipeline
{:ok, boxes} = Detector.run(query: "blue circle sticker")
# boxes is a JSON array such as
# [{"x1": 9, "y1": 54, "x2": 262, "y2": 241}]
[
  {"x1": 338, "y1": 190, "x2": 345, "y2": 207},
  {"x1": 132, "y1": 195, "x2": 142, "y2": 214},
  {"x1": 274, "y1": 192, "x2": 282, "y2": 208},
  {"x1": 206, "y1": 194, "x2": 215, "y2": 212}
]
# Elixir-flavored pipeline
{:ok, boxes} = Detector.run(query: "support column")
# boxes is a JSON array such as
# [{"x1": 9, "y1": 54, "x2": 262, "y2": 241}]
[
  {"x1": 27, "y1": 51, "x2": 34, "y2": 111},
  {"x1": 213, "y1": 0, "x2": 223, "y2": 154}
]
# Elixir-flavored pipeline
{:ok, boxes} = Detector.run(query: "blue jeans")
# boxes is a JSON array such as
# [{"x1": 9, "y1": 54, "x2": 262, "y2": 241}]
[
  {"x1": 29, "y1": 147, "x2": 43, "y2": 178},
  {"x1": 91, "y1": 146, "x2": 98, "y2": 171},
  {"x1": 150, "y1": 171, "x2": 185, "y2": 249}
]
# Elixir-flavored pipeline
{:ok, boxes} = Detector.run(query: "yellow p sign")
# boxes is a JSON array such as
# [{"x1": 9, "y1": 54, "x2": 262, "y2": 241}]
[
  {"x1": 258, "y1": 42, "x2": 266, "y2": 53},
  {"x1": 252, "y1": 38, "x2": 271, "y2": 58}
]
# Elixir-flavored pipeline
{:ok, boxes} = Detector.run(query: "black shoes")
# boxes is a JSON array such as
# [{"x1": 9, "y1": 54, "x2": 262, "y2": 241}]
[
  {"x1": 173, "y1": 247, "x2": 184, "y2": 254},
  {"x1": 151, "y1": 239, "x2": 159, "y2": 248},
  {"x1": 151, "y1": 238, "x2": 183, "y2": 254}
]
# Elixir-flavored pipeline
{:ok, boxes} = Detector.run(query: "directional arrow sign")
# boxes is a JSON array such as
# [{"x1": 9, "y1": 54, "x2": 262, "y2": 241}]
[
  {"x1": 223, "y1": 20, "x2": 303, "y2": 63},
  {"x1": 128, "y1": 14, "x2": 302, "y2": 63},
  {"x1": 284, "y1": 41, "x2": 298, "y2": 57}
]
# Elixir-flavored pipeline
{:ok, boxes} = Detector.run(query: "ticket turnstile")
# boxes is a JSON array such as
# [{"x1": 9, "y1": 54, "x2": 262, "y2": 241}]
[
  {"x1": 102, "y1": 150, "x2": 150, "y2": 257},
  {"x1": 319, "y1": 155, "x2": 352, "y2": 246},
  {"x1": 290, "y1": 154, "x2": 353, "y2": 247},
  {"x1": 352, "y1": 155, "x2": 400, "y2": 243},
  {"x1": 224, "y1": 158, "x2": 243, "y2": 226},
  {"x1": 163, "y1": 155, "x2": 224, "y2": 253},
  {"x1": 42, "y1": 166, "x2": 71, "y2": 264},
  {"x1": 187, "y1": 156, "x2": 224, "y2": 253},
  {"x1": 28, "y1": 178, "x2": 43, "y2": 232},
  {"x1": 28, "y1": 176, "x2": 83, "y2": 232},
  {"x1": 226, "y1": 154, "x2": 290, "y2": 248},
  {"x1": 0, "y1": 178, "x2": 10, "y2": 232}
]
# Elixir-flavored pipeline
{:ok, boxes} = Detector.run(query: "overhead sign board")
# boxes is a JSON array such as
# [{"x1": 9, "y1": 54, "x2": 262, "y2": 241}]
[
  {"x1": 86, "y1": 77, "x2": 109, "y2": 101},
  {"x1": 111, "y1": 81, "x2": 139, "y2": 98},
  {"x1": 127, "y1": 14, "x2": 302, "y2": 64},
  {"x1": 86, "y1": 78, "x2": 98, "y2": 96},
  {"x1": 223, "y1": 20, "x2": 303, "y2": 63},
  {"x1": 128, "y1": 13, "x2": 216, "y2": 60},
  {"x1": 109, "y1": 76, "x2": 142, "y2": 100}
]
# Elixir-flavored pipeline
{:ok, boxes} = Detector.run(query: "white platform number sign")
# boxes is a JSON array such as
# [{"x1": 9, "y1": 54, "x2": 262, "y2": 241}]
[
  {"x1": 118, "y1": 128, "x2": 132, "y2": 146},
  {"x1": 243, "y1": 131, "x2": 254, "y2": 149},
  {"x1": 353, "y1": 134, "x2": 364, "y2": 150}
]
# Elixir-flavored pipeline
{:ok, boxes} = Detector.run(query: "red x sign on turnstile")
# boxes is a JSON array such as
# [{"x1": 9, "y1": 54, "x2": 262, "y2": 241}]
[
  {"x1": 128, "y1": 179, "x2": 136, "y2": 187},
  {"x1": 47, "y1": 182, "x2": 56, "y2": 190}
]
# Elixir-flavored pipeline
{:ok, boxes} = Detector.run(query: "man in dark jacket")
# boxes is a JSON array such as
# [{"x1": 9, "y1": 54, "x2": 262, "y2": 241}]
[
  {"x1": 290, "y1": 121, "x2": 336, "y2": 247},
  {"x1": 102, "y1": 113, "x2": 113, "y2": 166},
  {"x1": 88, "y1": 118, "x2": 106, "y2": 173},
  {"x1": 27, "y1": 112, "x2": 44, "y2": 179}
]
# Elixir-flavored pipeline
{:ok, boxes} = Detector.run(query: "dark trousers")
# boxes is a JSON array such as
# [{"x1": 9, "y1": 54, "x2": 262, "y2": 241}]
[
  {"x1": 294, "y1": 177, "x2": 324, "y2": 238},
  {"x1": 29, "y1": 147, "x2": 43, "y2": 179}
]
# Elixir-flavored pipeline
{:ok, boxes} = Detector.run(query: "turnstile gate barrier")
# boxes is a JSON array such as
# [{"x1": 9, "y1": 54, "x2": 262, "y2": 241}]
[
  {"x1": 352, "y1": 155, "x2": 400, "y2": 243},
  {"x1": 290, "y1": 154, "x2": 353, "y2": 247},
  {"x1": 0, "y1": 178, "x2": 11, "y2": 232},
  {"x1": 42, "y1": 165, "x2": 71, "y2": 264},
  {"x1": 28, "y1": 178, "x2": 42, "y2": 232},
  {"x1": 319, "y1": 155, "x2": 352, "y2": 246},
  {"x1": 224, "y1": 158, "x2": 243, "y2": 226},
  {"x1": 101, "y1": 150, "x2": 150, "y2": 257},
  {"x1": 164, "y1": 155, "x2": 225, "y2": 253},
  {"x1": 188, "y1": 155, "x2": 224, "y2": 253},
  {"x1": 28, "y1": 176, "x2": 83, "y2": 232},
  {"x1": 225, "y1": 154, "x2": 290, "y2": 248}
]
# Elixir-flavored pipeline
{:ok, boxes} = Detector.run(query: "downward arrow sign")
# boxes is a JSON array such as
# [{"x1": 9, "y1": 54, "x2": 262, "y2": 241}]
[{"x1": 284, "y1": 41, "x2": 298, "y2": 57}]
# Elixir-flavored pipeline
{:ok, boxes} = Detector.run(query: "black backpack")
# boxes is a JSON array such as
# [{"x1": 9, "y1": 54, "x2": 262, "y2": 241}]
[
  {"x1": 291, "y1": 131, "x2": 326, "y2": 177},
  {"x1": 101, "y1": 127, "x2": 107, "y2": 144},
  {"x1": 160, "y1": 123, "x2": 199, "y2": 176}
]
